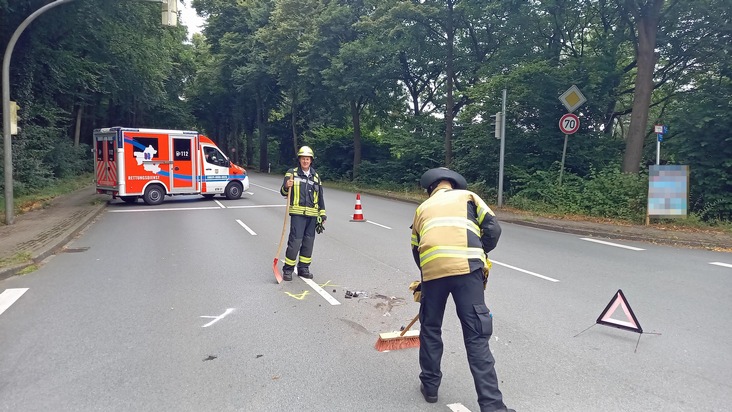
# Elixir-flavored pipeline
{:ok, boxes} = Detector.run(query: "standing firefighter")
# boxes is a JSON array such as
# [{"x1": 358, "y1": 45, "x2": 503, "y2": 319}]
[
  {"x1": 411, "y1": 167, "x2": 514, "y2": 412},
  {"x1": 279, "y1": 146, "x2": 327, "y2": 281}
]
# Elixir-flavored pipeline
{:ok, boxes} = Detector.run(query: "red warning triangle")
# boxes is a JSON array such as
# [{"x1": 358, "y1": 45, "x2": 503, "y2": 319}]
[{"x1": 596, "y1": 289, "x2": 643, "y2": 333}]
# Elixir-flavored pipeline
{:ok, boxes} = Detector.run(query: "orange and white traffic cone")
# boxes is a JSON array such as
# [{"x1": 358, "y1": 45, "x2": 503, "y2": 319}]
[{"x1": 350, "y1": 193, "x2": 366, "y2": 222}]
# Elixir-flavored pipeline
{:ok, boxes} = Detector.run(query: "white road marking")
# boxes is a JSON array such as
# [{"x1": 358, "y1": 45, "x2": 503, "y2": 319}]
[
  {"x1": 109, "y1": 206, "x2": 221, "y2": 213},
  {"x1": 214, "y1": 199, "x2": 226, "y2": 208},
  {"x1": 297, "y1": 275, "x2": 341, "y2": 306},
  {"x1": 367, "y1": 220, "x2": 391, "y2": 229},
  {"x1": 200, "y1": 308, "x2": 234, "y2": 327},
  {"x1": 236, "y1": 219, "x2": 257, "y2": 235},
  {"x1": 710, "y1": 262, "x2": 732, "y2": 268},
  {"x1": 580, "y1": 238, "x2": 645, "y2": 251},
  {"x1": 246, "y1": 191, "x2": 254, "y2": 195},
  {"x1": 250, "y1": 183, "x2": 279, "y2": 193},
  {"x1": 492, "y1": 260, "x2": 560, "y2": 282},
  {"x1": 0, "y1": 288, "x2": 29, "y2": 316},
  {"x1": 227, "y1": 204, "x2": 285, "y2": 209},
  {"x1": 447, "y1": 403, "x2": 473, "y2": 412}
]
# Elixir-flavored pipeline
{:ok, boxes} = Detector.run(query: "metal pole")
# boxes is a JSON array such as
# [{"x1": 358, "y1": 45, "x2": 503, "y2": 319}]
[
  {"x1": 559, "y1": 134, "x2": 568, "y2": 185},
  {"x1": 497, "y1": 89, "x2": 506, "y2": 207},
  {"x1": 656, "y1": 137, "x2": 660, "y2": 165},
  {"x1": 3, "y1": 0, "x2": 76, "y2": 225}
]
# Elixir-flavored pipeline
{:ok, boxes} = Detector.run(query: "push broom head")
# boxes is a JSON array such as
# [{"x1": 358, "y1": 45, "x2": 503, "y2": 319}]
[{"x1": 374, "y1": 330, "x2": 420, "y2": 352}]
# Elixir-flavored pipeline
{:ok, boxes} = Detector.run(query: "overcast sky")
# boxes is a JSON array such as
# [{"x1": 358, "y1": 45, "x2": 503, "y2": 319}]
[{"x1": 178, "y1": 1, "x2": 205, "y2": 37}]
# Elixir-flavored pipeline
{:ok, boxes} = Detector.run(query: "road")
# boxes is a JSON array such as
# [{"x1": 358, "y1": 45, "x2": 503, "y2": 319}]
[{"x1": 1, "y1": 173, "x2": 731, "y2": 412}]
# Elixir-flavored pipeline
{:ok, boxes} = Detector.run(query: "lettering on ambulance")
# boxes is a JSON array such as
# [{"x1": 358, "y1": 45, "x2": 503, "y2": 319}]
[{"x1": 171, "y1": 138, "x2": 195, "y2": 191}]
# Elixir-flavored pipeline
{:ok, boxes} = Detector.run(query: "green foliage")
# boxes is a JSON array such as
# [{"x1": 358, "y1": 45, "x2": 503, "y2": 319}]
[{"x1": 507, "y1": 165, "x2": 648, "y2": 222}]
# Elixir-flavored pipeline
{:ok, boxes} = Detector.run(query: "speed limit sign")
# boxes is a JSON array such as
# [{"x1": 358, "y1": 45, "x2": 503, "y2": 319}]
[{"x1": 559, "y1": 113, "x2": 580, "y2": 134}]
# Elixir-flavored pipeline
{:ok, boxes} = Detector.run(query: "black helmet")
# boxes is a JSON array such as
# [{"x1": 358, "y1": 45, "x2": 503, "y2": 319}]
[{"x1": 420, "y1": 167, "x2": 467, "y2": 194}]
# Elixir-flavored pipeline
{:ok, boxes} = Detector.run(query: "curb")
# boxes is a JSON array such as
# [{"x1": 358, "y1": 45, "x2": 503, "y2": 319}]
[{"x1": 0, "y1": 202, "x2": 107, "y2": 282}]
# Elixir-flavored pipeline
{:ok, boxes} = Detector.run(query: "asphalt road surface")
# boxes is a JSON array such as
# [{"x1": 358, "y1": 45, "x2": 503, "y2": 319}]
[{"x1": 1, "y1": 173, "x2": 731, "y2": 412}]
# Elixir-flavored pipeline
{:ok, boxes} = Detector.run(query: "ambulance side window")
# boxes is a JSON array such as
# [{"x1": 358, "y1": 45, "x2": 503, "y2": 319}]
[{"x1": 204, "y1": 147, "x2": 227, "y2": 167}]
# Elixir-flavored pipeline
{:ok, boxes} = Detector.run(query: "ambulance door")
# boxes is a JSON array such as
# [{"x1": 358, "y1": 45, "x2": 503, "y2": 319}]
[
  {"x1": 170, "y1": 135, "x2": 196, "y2": 192},
  {"x1": 201, "y1": 145, "x2": 229, "y2": 195},
  {"x1": 95, "y1": 132, "x2": 117, "y2": 189}
]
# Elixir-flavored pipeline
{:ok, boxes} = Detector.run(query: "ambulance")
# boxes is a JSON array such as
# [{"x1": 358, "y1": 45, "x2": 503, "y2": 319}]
[{"x1": 94, "y1": 127, "x2": 250, "y2": 205}]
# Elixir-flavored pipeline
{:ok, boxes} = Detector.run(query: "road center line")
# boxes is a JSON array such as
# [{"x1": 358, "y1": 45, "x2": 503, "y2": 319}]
[
  {"x1": 580, "y1": 238, "x2": 645, "y2": 251},
  {"x1": 367, "y1": 220, "x2": 392, "y2": 229},
  {"x1": 214, "y1": 199, "x2": 226, "y2": 208},
  {"x1": 710, "y1": 262, "x2": 732, "y2": 268},
  {"x1": 491, "y1": 260, "x2": 560, "y2": 282},
  {"x1": 109, "y1": 206, "x2": 222, "y2": 213},
  {"x1": 447, "y1": 403, "x2": 473, "y2": 412},
  {"x1": 0, "y1": 288, "x2": 29, "y2": 316},
  {"x1": 236, "y1": 219, "x2": 257, "y2": 235},
  {"x1": 250, "y1": 183, "x2": 279, "y2": 193},
  {"x1": 297, "y1": 276, "x2": 341, "y2": 305},
  {"x1": 226, "y1": 204, "x2": 285, "y2": 209}
]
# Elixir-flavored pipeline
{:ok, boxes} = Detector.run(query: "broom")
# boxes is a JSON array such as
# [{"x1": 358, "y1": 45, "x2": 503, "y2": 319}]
[
  {"x1": 272, "y1": 177, "x2": 292, "y2": 283},
  {"x1": 375, "y1": 313, "x2": 420, "y2": 352}
]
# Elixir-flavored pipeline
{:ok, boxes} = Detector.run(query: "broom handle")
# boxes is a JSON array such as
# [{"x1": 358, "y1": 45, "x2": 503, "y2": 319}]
[
  {"x1": 399, "y1": 313, "x2": 420, "y2": 336},
  {"x1": 275, "y1": 177, "x2": 293, "y2": 258}
]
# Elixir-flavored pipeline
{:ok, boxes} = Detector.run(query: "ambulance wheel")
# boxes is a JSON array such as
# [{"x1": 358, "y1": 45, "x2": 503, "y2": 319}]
[
  {"x1": 143, "y1": 185, "x2": 165, "y2": 205},
  {"x1": 120, "y1": 196, "x2": 138, "y2": 204},
  {"x1": 225, "y1": 182, "x2": 243, "y2": 200},
  {"x1": 202, "y1": 194, "x2": 216, "y2": 200}
]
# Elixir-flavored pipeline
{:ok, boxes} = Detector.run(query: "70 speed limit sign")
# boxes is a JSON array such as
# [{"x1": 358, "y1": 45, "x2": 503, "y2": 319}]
[{"x1": 559, "y1": 113, "x2": 580, "y2": 134}]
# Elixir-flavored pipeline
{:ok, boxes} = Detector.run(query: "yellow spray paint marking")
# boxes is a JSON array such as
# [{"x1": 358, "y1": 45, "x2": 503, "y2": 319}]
[
  {"x1": 319, "y1": 280, "x2": 338, "y2": 288},
  {"x1": 285, "y1": 290, "x2": 310, "y2": 300}
]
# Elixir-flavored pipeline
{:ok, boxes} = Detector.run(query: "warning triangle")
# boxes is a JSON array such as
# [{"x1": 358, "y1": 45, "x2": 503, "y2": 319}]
[{"x1": 596, "y1": 289, "x2": 643, "y2": 333}]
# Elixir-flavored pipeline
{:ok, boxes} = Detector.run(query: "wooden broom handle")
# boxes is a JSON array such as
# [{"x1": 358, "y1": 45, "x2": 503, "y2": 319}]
[
  {"x1": 400, "y1": 313, "x2": 420, "y2": 336},
  {"x1": 275, "y1": 177, "x2": 293, "y2": 258}
]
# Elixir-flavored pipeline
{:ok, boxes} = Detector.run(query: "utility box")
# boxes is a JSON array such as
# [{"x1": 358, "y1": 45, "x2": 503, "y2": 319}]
[{"x1": 162, "y1": 0, "x2": 177, "y2": 27}]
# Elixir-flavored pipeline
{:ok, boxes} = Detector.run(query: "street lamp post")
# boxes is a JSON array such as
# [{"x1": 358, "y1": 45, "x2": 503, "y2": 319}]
[{"x1": 3, "y1": 0, "x2": 172, "y2": 225}]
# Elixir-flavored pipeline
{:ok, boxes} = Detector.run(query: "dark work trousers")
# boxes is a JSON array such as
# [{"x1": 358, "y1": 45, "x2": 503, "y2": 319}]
[
  {"x1": 419, "y1": 267, "x2": 506, "y2": 412},
  {"x1": 284, "y1": 214, "x2": 317, "y2": 270}
]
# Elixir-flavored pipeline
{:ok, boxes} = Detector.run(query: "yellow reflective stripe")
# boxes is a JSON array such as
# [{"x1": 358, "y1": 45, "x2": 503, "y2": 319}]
[
  {"x1": 420, "y1": 217, "x2": 480, "y2": 238},
  {"x1": 299, "y1": 256, "x2": 312, "y2": 264},
  {"x1": 285, "y1": 257, "x2": 297, "y2": 266},
  {"x1": 293, "y1": 180, "x2": 301, "y2": 205},
  {"x1": 419, "y1": 246, "x2": 486, "y2": 266},
  {"x1": 289, "y1": 206, "x2": 320, "y2": 216},
  {"x1": 411, "y1": 234, "x2": 419, "y2": 247}
]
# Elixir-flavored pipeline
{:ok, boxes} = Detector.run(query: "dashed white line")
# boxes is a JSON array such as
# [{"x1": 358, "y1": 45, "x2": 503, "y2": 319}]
[
  {"x1": 227, "y1": 204, "x2": 285, "y2": 209},
  {"x1": 297, "y1": 275, "x2": 341, "y2": 306},
  {"x1": 0, "y1": 288, "x2": 29, "y2": 316},
  {"x1": 491, "y1": 260, "x2": 560, "y2": 282},
  {"x1": 710, "y1": 262, "x2": 732, "y2": 268},
  {"x1": 214, "y1": 199, "x2": 226, "y2": 208},
  {"x1": 367, "y1": 220, "x2": 392, "y2": 229},
  {"x1": 447, "y1": 403, "x2": 472, "y2": 412},
  {"x1": 236, "y1": 219, "x2": 257, "y2": 235},
  {"x1": 250, "y1": 183, "x2": 279, "y2": 193},
  {"x1": 580, "y1": 238, "x2": 645, "y2": 251}
]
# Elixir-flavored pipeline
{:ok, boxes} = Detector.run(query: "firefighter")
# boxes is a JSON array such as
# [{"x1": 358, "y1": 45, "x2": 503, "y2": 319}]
[
  {"x1": 411, "y1": 167, "x2": 514, "y2": 412},
  {"x1": 279, "y1": 146, "x2": 327, "y2": 281}
]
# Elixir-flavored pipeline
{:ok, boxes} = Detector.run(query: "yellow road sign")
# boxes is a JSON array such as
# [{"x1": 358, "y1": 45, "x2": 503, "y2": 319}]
[{"x1": 559, "y1": 85, "x2": 586, "y2": 113}]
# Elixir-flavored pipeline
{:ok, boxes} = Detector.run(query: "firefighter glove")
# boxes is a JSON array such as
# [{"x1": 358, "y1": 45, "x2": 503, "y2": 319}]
[
  {"x1": 316, "y1": 216, "x2": 325, "y2": 234},
  {"x1": 409, "y1": 281, "x2": 422, "y2": 302}
]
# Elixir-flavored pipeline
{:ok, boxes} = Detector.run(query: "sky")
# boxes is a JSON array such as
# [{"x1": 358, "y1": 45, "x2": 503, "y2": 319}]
[{"x1": 178, "y1": 1, "x2": 205, "y2": 38}]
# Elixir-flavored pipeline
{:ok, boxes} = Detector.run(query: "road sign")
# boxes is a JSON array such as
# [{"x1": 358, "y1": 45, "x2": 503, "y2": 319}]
[
  {"x1": 559, "y1": 113, "x2": 580, "y2": 134},
  {"x1": 559, "y1": 85, "x2": 587, "y2": 113}
]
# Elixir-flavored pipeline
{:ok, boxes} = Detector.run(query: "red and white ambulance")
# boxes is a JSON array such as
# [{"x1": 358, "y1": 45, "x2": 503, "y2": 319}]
[{"x1": 94, "y1": 127, "x2": 250, "y2": 205}]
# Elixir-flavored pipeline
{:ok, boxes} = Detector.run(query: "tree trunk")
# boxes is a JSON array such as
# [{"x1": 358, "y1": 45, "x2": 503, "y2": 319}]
[
  {"x1": 351, "y1": 99, "x2": 362, "y2": 180},
  {"x1": 73, "y1": 103, "x2": 83, "y2": 147},
  {"x1": 444, "y1": 0, "x2": 455, "y2": 168},
  {"x1": 622, "y1": 0, "x2": 664, "y2": 173},
  {"x1": 256, "y1": 90, "x2": 268, "y2": 172}
]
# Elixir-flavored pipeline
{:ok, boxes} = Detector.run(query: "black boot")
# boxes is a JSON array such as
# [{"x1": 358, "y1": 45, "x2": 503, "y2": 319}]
[
  {"x1": 420, "y1": 383, "x2": 438, "y2": 403},
  {"x1": 297, "y1": 267, "x2": 313, "y2": 279},
  {"x1": 282, "y1": 265, "x2": 293, "y2": 281}
]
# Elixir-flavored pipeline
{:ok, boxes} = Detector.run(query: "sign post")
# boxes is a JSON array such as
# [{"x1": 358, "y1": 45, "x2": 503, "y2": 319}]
[
  {"x1": 558, "y1": 113, "x2": 580, "y2": 185},
  {"x1": 654, "y1": 124, "x2": 667, "y2": 165}
]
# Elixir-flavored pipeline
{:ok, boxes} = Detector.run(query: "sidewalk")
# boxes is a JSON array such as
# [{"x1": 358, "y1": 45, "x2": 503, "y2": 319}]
[
  {"x1": 0, "y1": 185, "x2": 106, "y2": 281},
  {"x1": 1, "y1": 185, "x2": 729, "y2": 281}
]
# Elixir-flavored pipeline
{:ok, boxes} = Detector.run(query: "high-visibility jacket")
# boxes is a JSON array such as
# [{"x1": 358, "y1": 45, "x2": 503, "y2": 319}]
[
  {"x1": 280, "y1": 167, "x2": 327, "y2": 219},
  {"x1": 411, "y1": 182, "x2": 501, "y2": 282}
]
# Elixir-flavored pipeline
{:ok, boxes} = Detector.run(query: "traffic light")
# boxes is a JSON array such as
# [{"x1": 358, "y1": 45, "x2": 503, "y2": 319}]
[{"x1": 490, "y1": 111, "x2": 502, "y2": 139}]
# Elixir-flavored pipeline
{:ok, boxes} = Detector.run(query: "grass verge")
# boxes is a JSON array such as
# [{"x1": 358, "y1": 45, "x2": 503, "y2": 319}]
[{"x1": 0, "y1": 173, "x2": 94, "y2": 224}]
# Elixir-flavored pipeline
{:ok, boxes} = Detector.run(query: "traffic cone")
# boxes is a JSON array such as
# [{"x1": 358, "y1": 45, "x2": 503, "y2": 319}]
[{"x1": 350, "y1": 193, "x2": 366, "y2": 222}]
